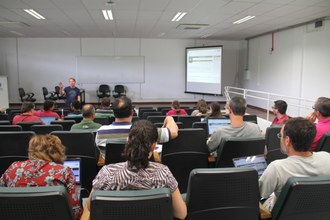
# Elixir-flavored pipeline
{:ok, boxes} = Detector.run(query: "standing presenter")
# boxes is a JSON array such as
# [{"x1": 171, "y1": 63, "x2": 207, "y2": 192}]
[{"x1": 59, "y1": 77, "x2": 81, "y2": 108}]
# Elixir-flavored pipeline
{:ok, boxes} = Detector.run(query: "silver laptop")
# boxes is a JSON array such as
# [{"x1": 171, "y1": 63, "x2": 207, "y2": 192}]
[
  {"x1": 64, "y1": 158, "x2": 81, "y2": 184},
  {"x1": 232, "y1": 154, "x2": 267, "y2": 177},
  {"x1": 207, "y1": 118, "x2": 231, "y2": 135}
]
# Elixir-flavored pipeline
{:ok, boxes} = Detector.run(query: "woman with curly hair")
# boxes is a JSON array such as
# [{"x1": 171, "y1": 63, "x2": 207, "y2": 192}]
[
  {"x1": 0, "y1": 135, "x2": 82, "y2": 219},
  {"x1": 82, "y1": 120, "x2": 187, "y2": 219},
  {"x1": 191, "y1": 99, "x2": 208, "y2": 116}
]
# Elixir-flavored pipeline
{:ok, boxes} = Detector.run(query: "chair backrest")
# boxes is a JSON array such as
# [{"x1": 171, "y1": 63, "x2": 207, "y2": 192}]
[
  {"x1": 94, "y1": 116, "x2": 111, "y2": 125},
  {"x1": 64, "y1": 116, "x2": 83, "y2": 123},
  {"x1": 0, "y1": 186, "x2": 75, "y2": 220},
  {"x1": 0, "y1": 131, "x2": 35, "y2": 156},
  {"x1": 271, "y1": 176, "x2": 330, "y2": 220},
  {"x1": 90, "y1": 188, "x2": 173, "y2": 220},
  {"x1": 147, "y1": 115, "x2": 166, "y2": 124},
  {"x1": 177, "y1": 116, "x2": 201, "y2": 128},
  {"x1": 162, "y1": 128, "x2": 209, "y2": 193},
  {"x1": 215, "y1": 136, "x2": 266, "y2": 168},
  {"x1": 31, "y1": 124, "x2": 63, "y2": 134},
  {"x1": 99, "y1": 84, "x2": 110, "y2": 93},
  {"x1": 315, "y1": 132, "x2": 330, "y2": 152},
  {"x1": 141, "y1": 111, "x2": 162, "y2": 119},
  {"x1": 243, "y1": 114, "x2": 258, "y2": 124},
  {"x1": 0, "y1": 113, "x2": 9, "y2": 121},
  {"x1": 18, "y1": 87, "x2": 26, "y2": 98},
  {"x1": 105, "y1": 141, "x2": 126, "y2": 165},
  {"x1": 114, "y1": 84, "x2": 125, "y2": 93},
  {"x1": 0, "y1": 120, "x2": 11, "y2": 125},
  {"x1": 192, "y1": 122, "x2": 208, "y2": 137},
  {"x1": 138, "y1": 109, "x2": 156, "y2": 118},
  {"x1": 265, "y1": 125, "x2": 287, "y2": 163},
  {"x1": 0, "y1": 125, "x2": 22, "y2": 131},
  {"x1": 42, "y1": 86, "x2": 48, "y2": 96},
  {"x1": 17, "y1": 121, "x2": 43, "y2": 131},
  {"x1": 51, "y1": 120, "x2": 75, "y2": 131},
  {"x1": 185, "y1": 167, "x2": 259, "y2": 220}
]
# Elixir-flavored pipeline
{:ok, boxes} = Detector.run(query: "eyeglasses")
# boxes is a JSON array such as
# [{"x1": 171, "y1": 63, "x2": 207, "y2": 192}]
[{"x1": 277, "y1": 133, "x2": 282, "y2": 139}]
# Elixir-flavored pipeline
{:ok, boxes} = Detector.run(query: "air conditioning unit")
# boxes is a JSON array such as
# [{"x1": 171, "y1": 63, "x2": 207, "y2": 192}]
[{"x1": 176, "y1": 24, "x2": 209, "y2": 30}]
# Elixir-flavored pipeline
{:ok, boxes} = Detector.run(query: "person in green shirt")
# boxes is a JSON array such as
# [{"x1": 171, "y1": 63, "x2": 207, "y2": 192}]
[{"x1": 70, "y1": 104, "x2": 102, "y2": 132}]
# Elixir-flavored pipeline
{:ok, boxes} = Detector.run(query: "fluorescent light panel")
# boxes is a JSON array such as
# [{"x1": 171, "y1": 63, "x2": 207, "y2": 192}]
[
  {"x1": 24, "y1": 9, "x2": 45, "y2": 19},
  {"x1": 233, "y1": 16, "x2": 255, "y2": 24},
  {"x1": 171, "y1": 12, "x2": 186, "y2": 22},
  {"x1": 102, "y1": 10, "x2": 113, "y2": 20}
]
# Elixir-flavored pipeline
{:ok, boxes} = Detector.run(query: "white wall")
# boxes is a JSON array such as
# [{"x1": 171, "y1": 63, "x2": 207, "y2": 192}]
[
  {"x1": 0, "y1": 37, "x2": 242, "y2": 104},
  {"x1": 244, "y1": 19, "x2": 330, "y2": 113}
]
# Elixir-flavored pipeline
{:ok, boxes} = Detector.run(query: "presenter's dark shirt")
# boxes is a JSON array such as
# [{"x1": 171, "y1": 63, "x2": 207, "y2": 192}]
[{"x1": 64, "y1": 86, "x2": 80, "y2": 108}]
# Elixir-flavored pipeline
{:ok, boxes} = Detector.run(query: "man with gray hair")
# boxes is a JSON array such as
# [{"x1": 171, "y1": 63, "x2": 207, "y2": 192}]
[
  {"x1": 207, "y1": 96, "x2": 262, "y2": 153},
  {"x1": 71, "y1": 104, "x2": 102, "y2": 131}
]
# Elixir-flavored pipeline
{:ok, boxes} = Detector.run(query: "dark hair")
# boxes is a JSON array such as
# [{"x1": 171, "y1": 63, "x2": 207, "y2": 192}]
[
  {"x1": 101, "y1": 97, "x2": 111, "y2": 108},
  {"x1": 123, "y1": 120, "x2": 158, "y2": 170},
  {"x1": 21, "y1": 102, "x2": 35, "y2": 113},
  {"x1": 229, "y1": 96, "x2": 246, "y2": 116},
  {"x1": 82, "y1": 104, "x2": 95, "y2": 118},
  {"x1": 71, "y1": 100, "x2": 81, "y2": 110},
  {"x1": 172, "y1": 100, "x2": 182, "y2": 114},
  {"x1": 315, "y1": 97, "x2": 330, "y2": 117},
  {"x1": 283, "y1": 117, "x2": 316, "y2": 152},
  {"x1": 43, "y1": 100, "x2": 55, "y2": 111},
  {"x1": 209, "y1": 102, "x2": 222, "y2": 118},
  {"x1": 274, "y1": 100, "x2": 287, "y2": 114},
  {"x1": 113, "y1": 96, "x2": 133, "y2": 118}
]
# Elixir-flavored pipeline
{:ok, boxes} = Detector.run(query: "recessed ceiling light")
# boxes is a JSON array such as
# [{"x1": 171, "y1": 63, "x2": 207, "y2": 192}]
[
  {"x1": 24, "y1": 9, "x2": 45, "y2": 20},
  {"x1": 171, "y1": 12, "x2": 187, "y2": 22},
  {"x1": 102, "y1": 10, "x2": 113, "y2": 20},
  {"x1": 233, "y1": 16, "x2": 255, "y2": 24}
]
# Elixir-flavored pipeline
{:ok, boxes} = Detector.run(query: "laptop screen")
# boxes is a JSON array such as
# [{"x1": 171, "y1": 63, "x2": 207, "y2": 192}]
[
  {"x1": 232, "y1": 154, "x2": 267, "y2": 177},
  {"x1": 39, "y1": 116, "x2": 57, "y2": 125},
  {"x1": 64, "y1": 159, "x2": 81, "y2": 184},
  {"x1": 207, "y1": 118, "x2": 231, "y2": 135}
]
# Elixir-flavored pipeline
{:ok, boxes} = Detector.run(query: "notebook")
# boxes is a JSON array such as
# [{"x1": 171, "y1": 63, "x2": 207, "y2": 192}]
[
  {"x1": 39, "y1": 116, "x2": 57, "y2": 125},
  {"x1": 64, "y1": 158, "x2": 81, "y2": 184},
  {"x1": 207, "y1": 118, "x2": 231, "y2": 135},
  {"x1": 232, "y1": 154, "x2": 268, "y2": 177}
]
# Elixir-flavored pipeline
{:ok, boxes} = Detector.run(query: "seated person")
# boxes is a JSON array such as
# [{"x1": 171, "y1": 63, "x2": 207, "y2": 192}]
[
  {"x1": 71, "y1": 104, "x2": 102, "y2": 132},
  {"x1": 0, "y1": 134, "x2": 82, "y2": 219},
  {"x1": 307, "y1": 97, "x2": 330, "y2": 151},
  {"x1": 95, "y1": 97, "x2": 114, "y2": 117},
  {"x1": 207, "y1": 96, "x2": 262, "y2": 153},
  {"x1": 167, "y1": 100, "x2": 187, "y2": 116},
  {"x1": 259, "y1": 117, "x2": 330, "y2": 211},
  {"x1": 82, "y1": 120, "x2": 187, "y2": 219},
  {"x1": 12, "y1": 102, "x2": 43, "y2": 125},
  {"x1": 67, "y1": 100, "x2": 82, "y2": 117},
  {"x1": 272, "y1": 100, "x2": 289, "y2": 125},
  {"x1": 191, "y1": 99, "x2": 208, "y2": 116},
  {"x1": 203, "y1": 102, "x2": 224, "y2": 122},
  {"x1": 34, "y1": 100, "x2": 60, "y2": 119}
]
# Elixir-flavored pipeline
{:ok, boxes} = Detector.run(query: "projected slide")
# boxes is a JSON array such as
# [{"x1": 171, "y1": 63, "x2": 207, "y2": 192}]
[{"x1": 185, "y1": 46, "x2": 222, "y2": 95}]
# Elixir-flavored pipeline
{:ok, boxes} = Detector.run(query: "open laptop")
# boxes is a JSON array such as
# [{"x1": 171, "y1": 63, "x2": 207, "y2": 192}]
[
  {"x1": 207, "y1": 118, "x2": 231, "y2": 135},
  {"x1": 39, "y1": 116, "x2": 57, "y2": 125},
  {"x1": 232, "y1": 154, "x2": 268, "y2": 178},
  {"x1": 63, "y1": 158, "x2": 81, "y2": 184}
]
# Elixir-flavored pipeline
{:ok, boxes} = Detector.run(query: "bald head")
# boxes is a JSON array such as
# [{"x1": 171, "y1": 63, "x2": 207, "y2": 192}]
[{"x1": 82, "y1": 104, "x2": 95, "y2": 119}]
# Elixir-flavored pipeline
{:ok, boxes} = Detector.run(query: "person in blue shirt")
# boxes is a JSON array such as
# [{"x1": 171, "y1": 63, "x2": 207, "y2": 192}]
[{"x1": 59, "y1": 77, "x2": 81, "y2": 108}]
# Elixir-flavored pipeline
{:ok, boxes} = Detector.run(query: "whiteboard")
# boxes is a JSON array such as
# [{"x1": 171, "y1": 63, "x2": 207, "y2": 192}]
[{"x1": 77, "y1": 56, "x2": 144, "y2": 84}]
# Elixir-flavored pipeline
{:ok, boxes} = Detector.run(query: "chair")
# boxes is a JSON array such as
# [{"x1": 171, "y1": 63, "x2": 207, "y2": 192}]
[
  {"x1": 141, "y1": 111, "x2": 162, "y2": 119},
  {"x1": 96, "y1": 84, "x2": 111, "y2": 103},
  {"x1": 18, "y1": 88, "x2": 36, "y2": 102},
  {"x1": 90, "y1": 188, "x2": 173, "y2": 220},
  {"x1": 147, "y1": 115, "x2": 166, "y2": 124},
  {"x1": 51, "y1": 120, "x2": 75, "y2": 131},
  {"x1": 185, "y1": 167, "x2": 259, "y2": 220},
  {"x1": 0, "y1": 113, "x2": 9, "y2": 121},
  {"x1": 271, "y1": 176, "x2": 330, "y2": 220},
  {"x1": 112, "y1": 85, "x2": 126, "y2": 98},
  {"x1": 64, "y1": 116, "x2": 83, "y2": 123},
  {"x1": 243, "y1": 114, "x2": 258, "y2": 124},
  {"x1": 138, "y1": 109, "x2": 156, "y2": 118},
  {"x1": 0, "y1": 125, "x2": 22, "y2": 131},
  {"x1": 161, "y1": 108, "x2": 172, "y2": 116},
  {"x1": 54, "y1": 86, "x2": 66, "y2": 100},
  {"x1": 315, "y1": 132, "x2": 330, "y2": 152},
  {"x1": 94, "y1": 116, "x2": 111, "y2": 125},
  {"x1": 0, "y1": 120, "x2": 11, "y2": 125},
  {"x1": 215, "y1": 136, "x2": 266, "y2": 168},
  {"x1": 17, "y1": 121, "x2": 43, "y2": 131},
  {"x1": 192, "y1": 122, "x2": 208, "y2": 137},
  {"x1": 42, "y1": 87, "x2": 57, "y2": 101},
  {"x1": 161, "y1": 128, "x2": 209, "y2": 193},
  {"x1": 31, "y1": 124, "x2": 63, "y2": 134},
  {"x1": 177, "y1": 116, "x2": 201, "y2": 128},
  {"x1": 0, "y1": 186, "x2": 75, "y2": 220},
  {"x1": 105, "y1": 141, "x2": 126, "y2": 165},
  {"x1": 50, "y1": 131, "x2": 98, "y2": 191},
  {"x1": 265, "y1": 125, "x2": 287, "y2": 164}
]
